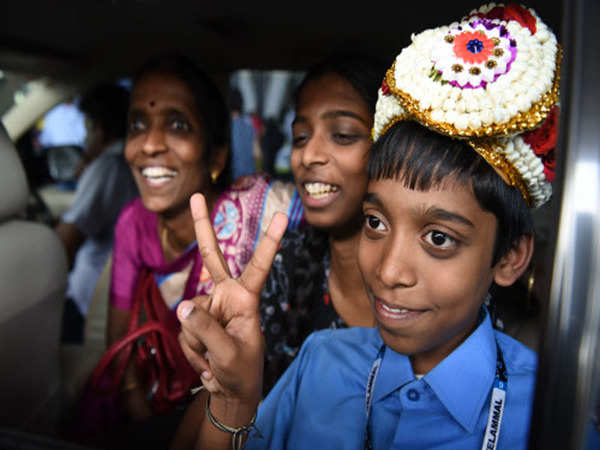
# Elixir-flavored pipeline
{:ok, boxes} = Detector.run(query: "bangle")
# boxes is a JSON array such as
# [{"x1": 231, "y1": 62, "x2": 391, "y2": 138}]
[{"x1": 205, "y1": 393, "x2": 262, "y2": 450}]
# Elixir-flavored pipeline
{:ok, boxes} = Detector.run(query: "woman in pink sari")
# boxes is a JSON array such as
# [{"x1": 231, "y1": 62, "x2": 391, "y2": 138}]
[{"x1": 106, "y1": 55, "x2": 303, "y2": 426}]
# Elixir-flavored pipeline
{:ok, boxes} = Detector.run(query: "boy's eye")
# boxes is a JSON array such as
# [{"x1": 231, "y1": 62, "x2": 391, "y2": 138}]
[
  {"x1": 424, "y1": 230, "x2": 456, "y2": 249},
  {"x1": 364, "y1": 214, "x2": 386, "y2": 232}
]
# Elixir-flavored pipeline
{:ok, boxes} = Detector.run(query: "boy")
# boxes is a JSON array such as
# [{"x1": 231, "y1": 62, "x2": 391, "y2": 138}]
[{"x1": 173, "y1": 3, "x2": 560, "y2": 449}]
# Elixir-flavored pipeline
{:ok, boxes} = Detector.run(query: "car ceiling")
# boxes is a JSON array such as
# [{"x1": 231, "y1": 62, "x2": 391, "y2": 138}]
[{"x1": 0, "y1": 0, "x2": 563, "y2": 83}]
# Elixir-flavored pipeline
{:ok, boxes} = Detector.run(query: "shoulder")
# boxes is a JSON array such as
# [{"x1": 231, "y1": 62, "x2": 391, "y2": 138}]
[
  {"x1": 116, "y1": 198, "x2": 150, "y2": 229},
  {"x1": 299, "y1": 327, "x2": 381, "y2": 362},
  {"x1": 494, "y1": 329, "x2": 538, "y2": 376},
  {"x1": 83, "y1": 144, "x2": 127, "y2": 174},
  {"x1": 223, "y1": 172, "x2": 272, "y2": 196}
]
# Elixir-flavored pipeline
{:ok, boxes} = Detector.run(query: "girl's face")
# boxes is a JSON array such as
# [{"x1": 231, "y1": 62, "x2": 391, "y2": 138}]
[
  {"x1": 290, "y1": 73, "x2": 372, "y2": 230},
  {"x1": 125, "y1": 71, "x2": 210, "y2": 217},
  {"x1": 359, "y1": 177, "x2": 501, "y2": 374}
]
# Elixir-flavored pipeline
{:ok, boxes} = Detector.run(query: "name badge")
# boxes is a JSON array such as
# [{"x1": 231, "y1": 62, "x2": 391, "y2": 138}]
[{"x1": 481, "y1": 386, "x2": 506, "y2": 450}]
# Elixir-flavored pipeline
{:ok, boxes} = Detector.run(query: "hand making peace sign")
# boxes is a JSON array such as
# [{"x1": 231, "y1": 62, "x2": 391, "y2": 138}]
[{"x1": 177, "y1": 193, "x2": 288, "y2": 405}]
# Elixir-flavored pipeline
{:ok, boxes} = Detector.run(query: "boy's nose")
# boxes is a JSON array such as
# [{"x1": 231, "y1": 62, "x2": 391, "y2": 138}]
[
  {"x1": 142, "y1": 126, "x2": 168, "y2": 156},
  {"x1": 376, "y1": 238, "x2": 417, "y2": 288},
  {"x1": 301, "y1": 133, "x2": 329, "y2": 167}
]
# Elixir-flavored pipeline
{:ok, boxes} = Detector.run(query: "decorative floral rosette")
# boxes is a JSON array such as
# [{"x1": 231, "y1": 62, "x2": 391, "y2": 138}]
[{"x1": 372, "y1": 2, "x2": 561, "y2": 208}]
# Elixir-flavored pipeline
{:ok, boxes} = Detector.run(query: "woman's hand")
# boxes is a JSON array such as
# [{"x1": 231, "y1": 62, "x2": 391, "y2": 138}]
[{"x1": 177, "y1": 193, "x2": 288, "y2": 406}]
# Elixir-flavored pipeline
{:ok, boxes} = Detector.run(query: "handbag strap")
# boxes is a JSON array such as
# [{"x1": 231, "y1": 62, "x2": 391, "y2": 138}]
[{"x1": 90, "y1": 268, "x2": 199, "y2": 396}]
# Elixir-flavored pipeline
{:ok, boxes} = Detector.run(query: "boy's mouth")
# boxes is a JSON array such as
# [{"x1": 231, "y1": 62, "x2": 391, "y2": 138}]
[{"x1": 373, "y1": 296, "x2": 427, "y2": 322}]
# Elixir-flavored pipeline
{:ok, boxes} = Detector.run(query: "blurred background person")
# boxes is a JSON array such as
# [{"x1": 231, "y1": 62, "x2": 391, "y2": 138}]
[
  {"x1": 56, "y1": 82, "x2": 138, "y2": 344},
  {"x1": 228, "y1": 87, "x2": 258, "y2": 181}
]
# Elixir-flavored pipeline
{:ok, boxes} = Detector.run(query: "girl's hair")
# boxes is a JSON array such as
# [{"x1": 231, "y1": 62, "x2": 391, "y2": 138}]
[
  {"x1": 131, "y1": 54, "x2": 232, "y2": 190},
  {"x1": 293, "y1": 52, "x2": 387, "y2": 116},
  {"x1": 369, "y1": 121, "x2": 534, "y2": 265}
]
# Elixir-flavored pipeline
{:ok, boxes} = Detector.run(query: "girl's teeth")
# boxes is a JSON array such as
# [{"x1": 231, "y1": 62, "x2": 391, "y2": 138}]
[{"x1": 304, "y1": 182, "x2": 339, "y2": 198}]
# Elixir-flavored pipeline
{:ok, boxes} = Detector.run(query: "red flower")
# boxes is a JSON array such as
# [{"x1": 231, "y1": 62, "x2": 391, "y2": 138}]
[
  {"x1": 522, "y1": 107, "x2": 559, "y2": 182},
  {"x1": 485, "y1": 4, "x2": 537, "y2": 35},
  {"x1": 381, "y1": 79, "x2": 390, "y2": 95},
  {"x1": 542, "y1": 150, "x2": 556, "y2": 183},
  {"x1": 453, "y1": 31, "x2": 494, "y2": 64}
]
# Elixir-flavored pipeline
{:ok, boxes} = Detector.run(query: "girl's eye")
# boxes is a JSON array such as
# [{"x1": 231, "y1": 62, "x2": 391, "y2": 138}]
[
  {"x1": 332, "y1": 133, "x2": 358, "y2": 145},
  {"x1": 364, "y1": 214, "x2": 386, "y2": 232},
  {"x1": 424, "y1": 230, "x2": 456, "y2": 249},
  {"x1": 292, "y1": 134, "x2": 309, "y2": 147}
]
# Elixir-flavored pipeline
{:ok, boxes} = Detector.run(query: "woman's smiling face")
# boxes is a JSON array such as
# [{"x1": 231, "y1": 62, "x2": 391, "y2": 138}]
[
  {"x1": 125, "y1": 71, "x2": 210, "y2": 216},
  {"x1": 290, "y1": 73, "x2": 372, "y2": 231}
]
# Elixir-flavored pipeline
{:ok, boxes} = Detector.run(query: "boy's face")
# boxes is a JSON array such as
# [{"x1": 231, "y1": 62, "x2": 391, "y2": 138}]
[{"x1": 359, "y1": 177, "x2": 500, "y2": 374}]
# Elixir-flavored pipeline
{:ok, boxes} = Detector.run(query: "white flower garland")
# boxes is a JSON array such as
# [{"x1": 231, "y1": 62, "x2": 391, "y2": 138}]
[{"x1": 372, "y1": 2, "x2": 558, "y2": 208}]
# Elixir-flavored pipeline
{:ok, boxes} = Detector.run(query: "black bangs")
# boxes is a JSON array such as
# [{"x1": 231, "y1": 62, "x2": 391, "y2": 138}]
[
  {"x1": 368, "y1": 121, "x2": 534, "y2": 265},
  {"x1": 368, "y1": 121, "x2": 485, "y2": 189}
]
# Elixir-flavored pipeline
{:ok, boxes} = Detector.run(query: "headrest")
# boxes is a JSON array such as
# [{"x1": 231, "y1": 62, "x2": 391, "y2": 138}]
[{"x1": 0, "y1": 123, "x2": 29, "y2": 220}]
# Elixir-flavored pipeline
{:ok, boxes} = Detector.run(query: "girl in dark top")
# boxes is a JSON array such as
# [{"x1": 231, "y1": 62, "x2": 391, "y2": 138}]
[{"x1": 259, "y1": 53, "x2": 386, "y2": 393}]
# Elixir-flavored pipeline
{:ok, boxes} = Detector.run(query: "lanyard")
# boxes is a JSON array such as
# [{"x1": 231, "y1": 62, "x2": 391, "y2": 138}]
[{"x1": 364, "y1": 342, "x2": 508, "y2": 450}]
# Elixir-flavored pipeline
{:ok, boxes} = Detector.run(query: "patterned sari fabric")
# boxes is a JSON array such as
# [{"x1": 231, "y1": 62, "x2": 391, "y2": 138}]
[
  {"x1": 110, "y1": 173, "x2": 304, "y2": 315},
  {"x1": 260, "y1": 227, "x2": 346, "y2": 395}
]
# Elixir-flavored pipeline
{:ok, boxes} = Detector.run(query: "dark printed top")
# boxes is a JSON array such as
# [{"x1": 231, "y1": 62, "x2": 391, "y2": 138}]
[{"x1": 260, "y1": 226, "x2": 346, "y2": 395}]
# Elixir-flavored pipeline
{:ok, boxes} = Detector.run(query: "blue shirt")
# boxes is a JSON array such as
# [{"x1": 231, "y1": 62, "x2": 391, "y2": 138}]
[
  {"x1": 230, "y1": 115, "x2": 256, "y2": 181},
  {"x1": 247, "y1": 309, "x2": 537, "y2": 449}
]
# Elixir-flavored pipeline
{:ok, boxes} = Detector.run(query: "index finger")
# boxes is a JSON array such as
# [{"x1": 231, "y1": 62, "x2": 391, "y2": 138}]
[
  {"x1": 238, "y1": 212, "x2": 288, "y2": 295},
  {"x1": 190, "y1": 193, "x2": 231, "y2": 284}
]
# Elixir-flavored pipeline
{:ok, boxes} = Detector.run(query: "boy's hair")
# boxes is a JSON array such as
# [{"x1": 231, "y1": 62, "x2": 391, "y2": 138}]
[
  {"x1": 132, "y1": 54, "x2": 232, "y2": 190},
  {"x1": 79, "y1": 83, "x2": 129, "y2": 141},
  {"x1": 368, "y1": 121, "x2": 534, "y2": 265}
]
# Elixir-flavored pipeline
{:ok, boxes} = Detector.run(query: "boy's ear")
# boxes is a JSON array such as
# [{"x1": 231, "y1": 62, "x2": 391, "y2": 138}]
[{"x1": 493, "y1": 235, "x2": 535, "y2": 287}]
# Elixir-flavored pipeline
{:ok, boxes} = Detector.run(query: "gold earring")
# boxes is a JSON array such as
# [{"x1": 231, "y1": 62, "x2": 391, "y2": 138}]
[{"x1": 210, "y1": 169, "x2": 220, "y2": 184}]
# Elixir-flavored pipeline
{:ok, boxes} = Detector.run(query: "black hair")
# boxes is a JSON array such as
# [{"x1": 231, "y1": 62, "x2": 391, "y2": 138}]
[
  {"x1": 131, "y1": 54, "x2": 231, "y2": 190},
  {"x1": 79, "y1": 83, "x2": 129, "y2": 141},
  {"x1": 294, "y1": 52, "x2": 387, "y2": 117},
  {"x1": 368, "y1": 121, "x2": 534, "y2": 265}
]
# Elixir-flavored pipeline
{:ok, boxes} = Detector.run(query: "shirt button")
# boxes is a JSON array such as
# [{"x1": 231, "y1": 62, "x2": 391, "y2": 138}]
[{"x1": 407, "y1": 389, "x2": 420, "y2": 401}]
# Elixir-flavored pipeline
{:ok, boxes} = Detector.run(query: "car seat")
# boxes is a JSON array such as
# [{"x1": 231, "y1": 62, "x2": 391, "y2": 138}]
[{"x1": 0, "y1": 123, "x2": 68, "y2": 433}]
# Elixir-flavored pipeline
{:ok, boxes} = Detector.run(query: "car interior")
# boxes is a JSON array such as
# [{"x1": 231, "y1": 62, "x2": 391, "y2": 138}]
[{"x1": 0, "y1": 0, "x2": 598, "y2": 449}]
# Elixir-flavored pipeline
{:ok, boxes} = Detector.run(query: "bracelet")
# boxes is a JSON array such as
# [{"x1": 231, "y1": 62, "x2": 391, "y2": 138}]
[{"x1": 205, "y1": 393, "x2": 262, "y2": 450}]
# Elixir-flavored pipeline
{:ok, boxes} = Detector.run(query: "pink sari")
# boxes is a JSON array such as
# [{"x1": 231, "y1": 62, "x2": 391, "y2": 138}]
[{"x1": 110, "y1": 173, "x2": 304, "y2": 312}]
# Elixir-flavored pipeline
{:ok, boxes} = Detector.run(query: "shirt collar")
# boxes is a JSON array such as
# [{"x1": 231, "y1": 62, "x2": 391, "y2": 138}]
[
  {"x1": 372, "y1": 308, "x2": 497, "y2": 433},
  {"x1": 423, "y1": 308, "x2": 497, "y2": 432}
]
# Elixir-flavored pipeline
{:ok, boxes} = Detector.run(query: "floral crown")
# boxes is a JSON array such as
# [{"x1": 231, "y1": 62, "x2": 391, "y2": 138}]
[{"x1": 372, "y1": 2, "x2": 561, "y2": 208}]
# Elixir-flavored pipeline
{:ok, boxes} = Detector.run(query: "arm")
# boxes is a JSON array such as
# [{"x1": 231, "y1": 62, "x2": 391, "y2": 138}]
[
  {"x1": 172, "y1": 193, "x2": 287, "y2": 450},
  {"x1": 54, "y1": 221, "x2": 85, "y2": 267}
]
